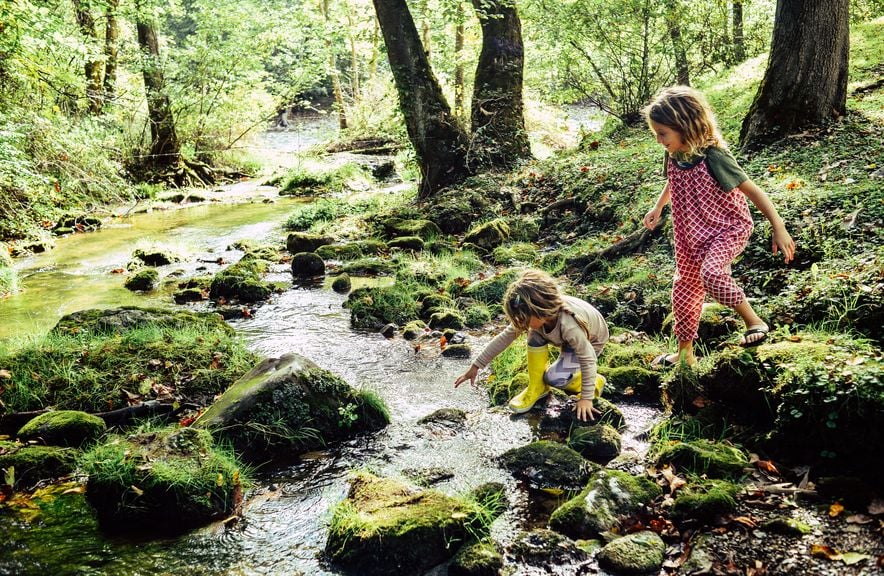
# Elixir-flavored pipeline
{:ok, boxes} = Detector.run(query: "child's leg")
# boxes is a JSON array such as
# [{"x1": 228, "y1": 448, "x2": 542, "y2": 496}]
[
  {"x1": 544, "y1": 345, "x2": 579, "y2": 389},
  {"x1": 670, "y1": 252, "x2": 704, "y2": 363}
]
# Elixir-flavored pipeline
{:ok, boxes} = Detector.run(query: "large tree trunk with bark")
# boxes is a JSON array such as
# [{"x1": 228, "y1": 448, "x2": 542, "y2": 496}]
[
  {"x1": 732, "y1": 1, "x2": 745, "y2": 62},
  {"x1": 136, "y1": 16, "x2": 181, "y2": 169},
  {"x1": 470, "y1": 0, "x2": 531, "y2": 169},
  {"x1": 73, "y1": 0, "x2": 104, "y2": 114},
  {"x1": 103, "y1": 0, "x2": 119, "y2": 102},
  {"x1": 372, "y1": 0, "x2": 470, "y2": 200},
  {"x1": 453, "y1": 4, "x2": 465, "y2": 120},
  {"x1": 740, "y1": 0, "x2": 849, "y2": 150},
  {"x1": 665, "y1": 0, "x2": 689, "y2": 86}
]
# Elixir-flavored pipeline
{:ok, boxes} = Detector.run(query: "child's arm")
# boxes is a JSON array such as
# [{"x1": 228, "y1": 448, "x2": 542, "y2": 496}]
[
  {"x1": 453, "y1": 325, "x2": 520, "y2": 388},
  {"x1": 739, "y1": 180, "x2": 796, "y2": 263},
  {"x1": 643, "y1": 182, "x2": 671, "y2": 230}
]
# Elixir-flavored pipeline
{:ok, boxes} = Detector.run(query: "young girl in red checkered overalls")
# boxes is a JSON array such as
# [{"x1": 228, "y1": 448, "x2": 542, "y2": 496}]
[{"x1": 641, "y1": 86, "x2": 796, "y2": 367}]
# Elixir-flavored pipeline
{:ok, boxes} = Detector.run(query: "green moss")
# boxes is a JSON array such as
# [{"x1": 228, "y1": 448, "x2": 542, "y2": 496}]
[
  {"x1": 17, "y1": 410, "x2": 106, "y2": 447},
  {"x1": 345, "y1": 284, "x2": 419, "y2": 330},
  {"x1": 491, "y1": 242, "x2": 538, "y2": 265},
  {"x1": 464, "y1": 304, "x2": 493, "y2": 328},
  {"x1": 458, "y1": 268, "x2": 520, "y2": 304},
  {"x1": 210, "y1": 256, "x2": 273, "y2": 302},
  {"x1": 0, "y1": 441, "x2": 78, "y2": 489},
  {"x1": 402, "y1": 320, "x2": 429, "y2": 340},
  {"x1": 317, "y1": 243, "x2": 365, "y2": 260},
  {"x1": 388, "y1": 236, "x2": 425, "y2": 251},
  {"x1": 340, "y1": 257, "x2": 396, "y2": 276},
  {"x1": 597, "y1": 531, "x2": 665, "y2": 575},
  {"x1": 499, "y1": 440, "x2": 595, "y2": 491},
  {"x1": 124, "y1": 267, "x2": 159, "y2": 291},
  {"x1": 449, "y1": 540, "x2": 503, "y2": 576},
  {"x1": 671, "y1": 480, "x2": 739, "y2": 523},
  {"x1": 761, "y1": 516, "x2": 812, "y2": 535},
  {"x1": 654, "y1": 439, "x2": 748, "y2": 478},
  {"x1": 568, "y1": 424, "x2": 621, "y2": 465}
]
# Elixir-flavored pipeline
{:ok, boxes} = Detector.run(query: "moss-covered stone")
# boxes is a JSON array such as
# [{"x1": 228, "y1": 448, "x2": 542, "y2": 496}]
[
  {"x1": 0, "y1": 441, "x2": 77, "y2": 489},
  {"x1": 340, "y1": 257, "x2": 396, "y2": 276},
  {"x1": 211, "y1": 256, "x2": 274, "y2": 302},
  {"x1": 499, "y1": 440, "x2": 596, "y2": 491},
  {"x1": 671, "y1": 480, "x2": 739, "y2": 523},
  {"x1": 387, "y1": 236, "x2": 425, "y2": 251},
  {"x1": 417, "y1": 408, "x2": 467, "y2": 427},
  {"x1": 193, "y1": 354, "x2": 389, "y2": 461},
  {"x1": 597, "y1": 531, "x2": 665, "y2": 575},
  {"x1": 402, "y1": 320, "x2": 429, "y2": 340},
  {"x1": 17, "y1": 410, "x2": 106, "y2": 447},
  {"x1": 654, "y1": 439, "x2": 748, "y2": 478},
  {"x1": 331, "y1": 273, "x2": 352, "y2": 293},
  {"x1": 285, "y1": 232, "x2": 334, "y2": 254},
  {"x1": 464, "y1": 304, "x2": 493, "y2": 328},
  {"x1": 316, "y1": 243, "x2": 365, "y2": 260},
  {"x1": 463, "y1": 219, "x2": 510, "y2": 251},
  {"x1": 429, "y1": 310, "x2": 465, "y2": 329},
  {"x1": 291, "y1": 251, "x2": 325, "y2": 277},
  {"x1": 50, "y1": 306, "x2": 232, "y2": 337},
  {"x1": 325, "y1": 472, "x2": 488, "y2": 576},
  {"x1": 380, "y1": 218, "x2": 442, "y2": 240},
  {"x1": 449, "y1": 540, "x2": 503, "y2": 576},
  {"x1": 539, "y1": 396, "x2": 626, "y2": 434},
  {"x1": 346, "y1": 285, "x2": 419, "y2": 330},
  {"x1": 491, "y1": 242, "x2": 537, "y2": 266},
  {"x1": 132, "y1": 248, "x2": 179, "y2": 267},
  {"x1": 442, "y1": 343, "x2": 471, "y2": 358},
  {"x1": 761, "y1": 516, "x2": 812, "y2": 535},
  {"x1": 602, "y1": 365, "x2": 662, "y2": 401},
  {"x1": 458, "y1": 269, "x2": 520, "y2": 304},
  {"x1": 549, "y1": 469, "x2": 662, "y2": 539},
  {"x1": 418, "y1": 292, "x2": 456, "y2": 320},
  {"x1": 124, "y1": 267, "x2": 159, "y2": 291},
  {"x1": 508, "y1": 528, "x2": 589, "y2": 569},
  {"x1": 80, "y1": 426, "x2": 249, "y2": 532},
  {"x1": 567, "y1": 423, "x2": 621, "y2": 465}
]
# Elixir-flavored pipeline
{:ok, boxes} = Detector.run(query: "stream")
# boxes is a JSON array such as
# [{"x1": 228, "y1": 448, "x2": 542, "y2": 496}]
[{"x1": 0, "y1": 117, "x2": 660, "y2": 576}]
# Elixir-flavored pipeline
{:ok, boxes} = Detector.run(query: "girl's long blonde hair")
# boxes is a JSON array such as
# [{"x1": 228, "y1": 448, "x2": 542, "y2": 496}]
[
  {"x1": 643, "y1": 85, "x2": 726, "y2": 157},
  {"x1": 503, "y1": 269, "x2": 592, "y2": 339}
]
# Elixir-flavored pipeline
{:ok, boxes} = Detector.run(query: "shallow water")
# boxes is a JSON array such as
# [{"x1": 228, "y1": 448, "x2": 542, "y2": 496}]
[{"x1": 0, "y1": 129, "x2": 659, "y2": 575}]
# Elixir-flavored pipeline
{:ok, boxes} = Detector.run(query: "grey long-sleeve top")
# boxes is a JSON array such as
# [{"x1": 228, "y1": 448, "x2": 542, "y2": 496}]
[{"x1": 471, "y1": 296, "x2": 609, "y2": 398}]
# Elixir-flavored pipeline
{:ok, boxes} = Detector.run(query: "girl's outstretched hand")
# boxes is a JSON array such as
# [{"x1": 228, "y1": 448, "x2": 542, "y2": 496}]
[
  {"x1": 643, "y1": 207, "x2": 663, "y2": 230},
  {"x1": 454, "y1": 365, "x2": 479, "y2": 388},
  {"x1": 574, "y1": 398, "x2": 601, "y2": 422},
  {"x1": 772, "y1": 227, "x2": 796, "y2": 263}
]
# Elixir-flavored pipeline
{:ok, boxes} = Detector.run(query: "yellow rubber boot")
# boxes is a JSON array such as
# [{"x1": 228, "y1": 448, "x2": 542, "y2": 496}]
[
  {"x1": 508, "y1": 345, "x2": 550, "y2": 413},
  {"x1": 561, "y1": 374, "x2": 606, "y2": 399}
]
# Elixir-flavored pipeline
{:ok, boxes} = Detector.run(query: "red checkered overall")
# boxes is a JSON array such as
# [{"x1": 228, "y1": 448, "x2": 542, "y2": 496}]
[{"x1": 668, "y1": 157, "x2": 753, "y2": 343}]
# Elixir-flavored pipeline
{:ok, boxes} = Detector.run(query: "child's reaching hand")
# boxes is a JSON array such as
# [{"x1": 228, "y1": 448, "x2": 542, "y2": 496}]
[
  {"x1": 575, "y1": 398, "x2": 601, "y2": 422},
  {"x1": 454, "y1": 365, "x2": 479, "y2": 388},
  {"x1": 772, "y1": 226, "x2": 795, "y2": 263}
]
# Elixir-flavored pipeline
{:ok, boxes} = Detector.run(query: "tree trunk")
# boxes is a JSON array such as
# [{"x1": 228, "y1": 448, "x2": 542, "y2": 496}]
[
  {"x1": 740, "y1": 0, "x2": 849, "y2": 149},
  {"x1": 470, "y1": 0, "x2": 531, "y2": 169},
  {"x1": 372, "y1": 0, "x2": 470, "y2": 200},
  {"x1": 321, "y1": 0, "x2": 348, "y2": 130},
  {"x1": 103, "y1": 0, "x2": 119, "y2": 102},
  {"x1": 732, "y1": 0, "x2": 745, "y2": 62},
  {"x1": 73, "y1": 0, "x2": 104, "y2": 114},
  {"x1": 454, "y1": 4, "x2": 465, "y2": 119},
  {"x1": 136, "y1": 13, "x2": 181, "y2": 169},
  {"x1": 666, "y1": 0, "x2": 690, "y2": 86}
]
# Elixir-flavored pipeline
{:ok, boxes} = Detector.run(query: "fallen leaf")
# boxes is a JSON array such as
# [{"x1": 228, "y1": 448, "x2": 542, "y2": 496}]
[
  {"x1": 845, "y1": 514, "x2": 873, "y2": 524},
  {"x1": 439, "y1": 335, "x2": 447, "y2": 350},
  {"x1": 829, "y1": 502, "x2": 845, "y2": 517},
  {"x1": 62, "y1": 485, "x2": 86, "y2": 495},
  {"x1": 0, "y1": 370, "x2": 11, "y2": 380},
  {"x1": 754, "y1": 460, "x2": 780, "y2": 475},
  {"x1": 732, "y1": 516, "x2": 758, "y2": 528},
  {"x1": 810, "y1": 544, "x2": 840, "y2": 560},
  {"x1": 840, "y1": 552, "x2": 872, "y2": 566}
]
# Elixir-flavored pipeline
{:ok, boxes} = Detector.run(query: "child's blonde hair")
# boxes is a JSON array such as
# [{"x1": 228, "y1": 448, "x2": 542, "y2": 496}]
[
  {"x1": 503, "y1": 269, "x2": 592, "y2": 338},
  {"x1": 643, "y1": 85, "x2": 725, "y2": 157}
]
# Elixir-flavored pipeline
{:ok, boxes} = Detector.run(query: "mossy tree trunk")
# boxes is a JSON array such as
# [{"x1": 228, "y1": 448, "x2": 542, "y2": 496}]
[
  {"x1": 136, "y1": 13, "x2": 181, "y2": 170},
  {"x1": 103, "y1": 0, "x2": 119, "y2": 102},
  {"x1": 469, "y1": 0, "x2": 531, "y2": 170},
  {"x1": 321, "y1": 0, "x2": 348, "y2": 130},
  {"x1": 453, "y1": 4, "x2": 465, "y2": 120},
  {"x1": 732, "y1": 0, "x2": 745, "y2": 62},
  {"x1": 372, "y1": 0, "x2": 470, "y2": 200},
  {"x1": 665, "y1": 0, "x2": 689, "y2": 86},
  {"x1": 73, "y1": 0, "x2": 104, "y2": 114},
  {"x1": 740, "y1": 0, "x2": 849, "y2": 150}
]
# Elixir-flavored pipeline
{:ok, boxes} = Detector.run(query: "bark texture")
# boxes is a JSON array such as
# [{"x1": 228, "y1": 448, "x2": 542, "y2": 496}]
[
  {"x1": 732, "y1": 1, "x2": 745, "y2": 62},
  {"x1": 136, "y1": 16, "x2": 181, "y2": 169},
  {"x1": 740, "y1": 0, "x2": 849, "y2": 149},
  {"x1": 74, "y1": 0, "x2": 104, "y2": 114},
  {"x1": 470, "y1": 0, "x2": 531, "y2": 169},
  {"x1": 372, "y1": 0, "x2": 470, "y2": 199},
  {"x1": 103, "y1": 0, "x2": 119, "y2": 101}
]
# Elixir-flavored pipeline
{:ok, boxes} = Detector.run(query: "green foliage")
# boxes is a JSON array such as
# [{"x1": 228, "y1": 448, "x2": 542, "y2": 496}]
[{"x1": 278, "y1": 161, "x2": 372, "y2": 196}]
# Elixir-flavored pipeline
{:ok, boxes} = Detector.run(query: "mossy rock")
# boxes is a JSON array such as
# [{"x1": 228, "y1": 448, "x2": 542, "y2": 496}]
[
  {"x1": 597, "y1": 531, "x2": 665, "y2": 575},
  {"x1": 549, "y1": 469, "x2": 662, "y2": 539},
  {"x1": 340, "y1": 257, "x2": 396, "y2": 276},
  {"x1": 448, "y1": 540, "x2": 503, "y2": 576},
  {"x1": 458, "y1": 269, "x2": 520, "y2": 304},
  {"x1": 388, "y1": 236, "x2": 425, "y2": 251},
  {"x1": 124, "y1": 267, "x2": 159, "y2": 291},
  {"x1": 0, "y1": 441, "x2": 77, "y2": 490},
  {"x1": 491, "y1": 242, "x2": 537, "y2": 265},
  {"x1": 654, "y1": 439, "x2": 748, "y2": 478},
  {"x1": 539, "y1": 396, "x2": 626, "y2": 434},
  {"x1": 429, "y1": 310, "x2": 465, "y2": 330},
  {"x1": 380, "y1": 218, "x2": 442, "y2": 240},
  {"x1": 442, "y1": 343, "x2": 471, "y2": 358},
  {"x1": 173, "y1": 286, "x2": 207, "y2": 303},
  {"x1": 463, "y1": 219, "x2": 510, "y2": 252},
  {"x1": 601, "y1": 365, "x2": 662, "y2": 401},
  {"x1": 211, "y1": 257, "x2": 274, "y2": 302},
  {"x1": 508, "y1": 528, "x2": 589, "y2": 569},
  {"x1": 316, "y1": 243, "x2": 365, "y2": 260},
  {"x1": 417, "y1": 408, "x2": 467, "y2": 427},
  {"x1": 353, "y1": 239, "x2": 389, "y2": 256},
  {"x1": 325, "y1": 472, "x2": 488, "y2": 576},
  {"x1": 671, "y1": 480, "x2": 739, "y2": 523},
  {"x1": 17, "y1": 410, "x2": 106, "y2": 447},
  {"x1": 331, "y1": 273, "x2": 352, "y2": 293},
  {"x1": 291, "y1": 251, "x2": 326, "y2": 277},
  {"x1": 567, "y1": 423, "x2": 621, "y2": 465},
  {"x1": 402, "y1": 320, "x2": 429, "y2": 340},
  {"x1": 419, "y1": 292, "x2": 456, "y2": 321},
  {"x1": 51, "y1": 306, "x2": 232, "y2": 337},
  {"x1": 761, "y1": 516, "x2": 812, "y2": 535},
  {"x1": 505, "y1": 216, "x2": 541, "y2": 242},
  {"x1": 499, "y1": 440, "x2": 597, "y2": 491},
  {"x1": 80, "y1": 427, "x2": 248, "y2": 532},
  {"x1": 285, "y1": 232, "x2": 334, "y2": 254},
  {"x1": 428, "y1": 188, "x2": 494, "y2": 234},
  {"x1": 132, "y1": 248, "x2": 180, "y2": 266},
  {"x1": 345, "y1": 285, "x2": 419, "y2": 330},
  {"x1": 193, "y1": 353, "x2": 389, "y2": 461},
  {"x1": 464, "y1": 304, "x2": 493, "y2": 328}
]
